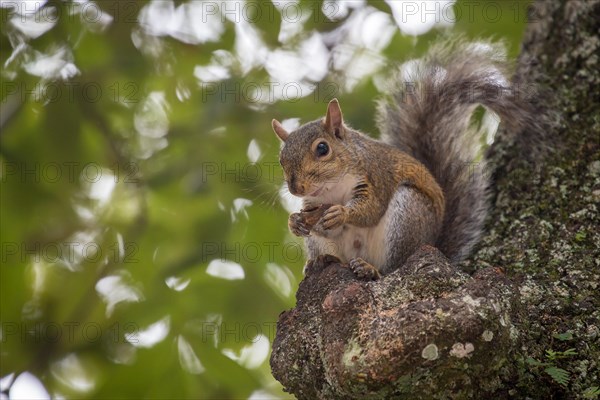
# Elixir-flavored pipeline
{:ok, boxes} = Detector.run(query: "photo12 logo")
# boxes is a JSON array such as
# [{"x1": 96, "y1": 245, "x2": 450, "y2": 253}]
[
  {"x1": 1, "y1": 162, "x2": 140, "y2": 184},
  {"x1": 1, "y1": 80, "x2": 141, "y2": 104},
  {"x1": 1, "y1": 241, "x2": 139, "y2": 265},
  {"x1": 1, "y1": 321, "x2": 139, "y2": 344}
]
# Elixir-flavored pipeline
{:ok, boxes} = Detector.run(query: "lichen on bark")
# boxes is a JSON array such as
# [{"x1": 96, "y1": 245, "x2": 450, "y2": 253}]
[
  {"x1": 468, "y1": 0, "x2": 600, "y2": 397},
  {"x1": 271, "y1": 247, "x2": 520, "y2": 399}
]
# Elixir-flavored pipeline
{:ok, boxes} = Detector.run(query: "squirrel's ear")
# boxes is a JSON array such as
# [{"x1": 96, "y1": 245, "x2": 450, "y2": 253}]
[
  {"x1": 272, "y1": 119, "x2": 289, "y2": 142},
  {"x1": 325, "y1": 98, "x2": 344, "y2": 139}
]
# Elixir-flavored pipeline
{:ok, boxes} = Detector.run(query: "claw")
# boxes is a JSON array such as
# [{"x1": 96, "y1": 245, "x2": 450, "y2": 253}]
[
  {"x1": 320, "y1": 205, "x2": 346, "y2": 230},
  {"x1": 349, "y1": 257, "x2": 380, "y2": 281}
]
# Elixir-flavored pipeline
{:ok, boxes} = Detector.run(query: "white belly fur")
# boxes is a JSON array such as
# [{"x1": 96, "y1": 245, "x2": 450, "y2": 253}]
[
  {"x1": 306, "y1": 174, "x2": 393, "y2": 269},
  {"x1": 309, "y1": 210, "x2": 390, "y2": 269}
]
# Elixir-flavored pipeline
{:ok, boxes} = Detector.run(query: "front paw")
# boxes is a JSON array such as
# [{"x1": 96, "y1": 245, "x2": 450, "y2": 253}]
[
  {"x1": 349, "y1": 257, "x2": 381, "y2": 281},
  {"x1": 304, "y1": 254, "x2": 342, "y2": 275},
  {"x1": 319, "y1": 204, "x2": 348, "y2": 230},
  {"x1": 288, "y1": 213, "x2": 310, "y2": 237}
]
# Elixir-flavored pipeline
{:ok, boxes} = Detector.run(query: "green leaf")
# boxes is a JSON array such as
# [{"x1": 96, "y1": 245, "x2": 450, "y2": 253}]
[
  {"x1": 574, "y1": 230, "x2": 587, "y2": 242},
  {"x1": 546, "y1": 348, "x2": 578, "y2": 360},
  {"x1": 525, "y1": 357, "x2": 548, "y2": 367},
  {"x1": 553, "y1": 331, "x2": 573, "y2": 341},
  {"x1": 544, "y1": 366, "x2": 570, "y2": 387},
  {"x1": 545, "y1": 349, "x2": 558, "y2": 361},
  {"x1": 562, "y1": 348, "x2": 578, "y2": 357},
  {"x1": 583, "y1": 386, "x2": 600, "y2": 399}
]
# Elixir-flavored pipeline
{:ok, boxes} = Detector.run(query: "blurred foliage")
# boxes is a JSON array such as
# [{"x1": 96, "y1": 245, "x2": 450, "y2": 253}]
[{"x1": 0, "y1": 0, "x2": 528, "y2": 398}]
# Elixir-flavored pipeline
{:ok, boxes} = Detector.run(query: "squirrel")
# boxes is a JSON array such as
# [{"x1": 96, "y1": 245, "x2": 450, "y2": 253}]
[{"x1": 271, "y1": 40, "x2": 534, "y2": 280}]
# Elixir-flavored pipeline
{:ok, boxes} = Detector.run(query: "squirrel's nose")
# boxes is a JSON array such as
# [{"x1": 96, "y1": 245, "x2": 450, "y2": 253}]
[{"x1": 289, "y1": 175, "x2": 305, "y2": 196}]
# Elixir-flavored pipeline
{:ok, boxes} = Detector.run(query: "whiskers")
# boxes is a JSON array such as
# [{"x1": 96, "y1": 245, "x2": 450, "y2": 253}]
[
  {"x1": 241, "y1": 179, "x2": 286, "y2": 211},
  {"x1": 278, "y1": 184, "x2": 303, "y2": 214},
  {"x1": 238, "y1": 154, "x2": 302, "y2": 213}
]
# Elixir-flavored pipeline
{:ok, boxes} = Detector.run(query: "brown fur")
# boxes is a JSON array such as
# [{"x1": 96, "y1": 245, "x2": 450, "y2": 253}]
[
  {"x1": 377, "y1": 39, "x2": 538, "y2": 262},
  {"x1": 274, "y1": 39, "x2": 538, "y2": 274},
  {"x1": 278, "y1": 119, "x2": 444, "y2": 226}
]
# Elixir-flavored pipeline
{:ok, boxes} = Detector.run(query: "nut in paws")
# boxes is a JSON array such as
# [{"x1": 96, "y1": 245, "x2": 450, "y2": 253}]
[{"x1": 288, "y1": 213, "x2": 310, "y2": 237}]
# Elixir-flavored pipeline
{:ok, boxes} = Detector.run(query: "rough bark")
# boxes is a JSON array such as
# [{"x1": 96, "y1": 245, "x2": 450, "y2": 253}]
[{"x1": 270, "y1": 1, "x2": 600, "y2": 398}]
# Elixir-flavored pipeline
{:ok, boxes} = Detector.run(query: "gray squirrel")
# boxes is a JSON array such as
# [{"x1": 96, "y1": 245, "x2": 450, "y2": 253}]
[{"x1": 271, "y1": 40, "x2": 534, "y2": 279}]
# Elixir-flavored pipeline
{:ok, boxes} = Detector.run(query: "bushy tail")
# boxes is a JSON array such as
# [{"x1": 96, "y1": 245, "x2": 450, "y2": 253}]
[{"x1": 376, "y1": 39, "x2": 537, "y2": 262}]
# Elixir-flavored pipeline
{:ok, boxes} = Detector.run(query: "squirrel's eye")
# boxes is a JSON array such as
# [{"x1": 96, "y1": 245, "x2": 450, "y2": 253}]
[{"x1": 316, "y1": 142, "x2": 329, "y2": 157}]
